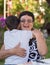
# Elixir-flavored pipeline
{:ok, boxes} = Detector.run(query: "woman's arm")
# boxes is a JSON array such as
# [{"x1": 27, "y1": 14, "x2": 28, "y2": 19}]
[
  {"x1": 33, "y1": 29, "x2": 48, "y2": 56},
  {"x1": 0, "y1": 44, "x2": 14, "y2": 59},
  {"x1": 0, "y1": 44, "x2": 5, "y2": 50},
  {"x1": 0, "y1": 44, "x2": 26, "y2": 60}
]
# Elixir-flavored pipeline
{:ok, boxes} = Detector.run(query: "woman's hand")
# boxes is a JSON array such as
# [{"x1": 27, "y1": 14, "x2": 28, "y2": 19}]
[
  {"x1": 32, "y1": 29, "x2": 48, "y2": 56},
  {"x1": 0, "y1": 43, "x2": 26, "y2": 60},
  {"x1": 11, "y1": 43, "x2": 26, "y2": 57}
]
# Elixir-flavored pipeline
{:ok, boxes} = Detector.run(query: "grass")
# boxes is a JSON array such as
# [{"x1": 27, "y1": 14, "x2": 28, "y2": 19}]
[
  {"x1": 45, "y1": 36, "x2": 50, "y2": 58},
  {"x1": 0, "y1": 60, "x2": 4, "y2": 65},
  {"x1": 0, "y1": 36, "x2": 50, "y2": 65},
  {"x1": 0, "y1": 62, "x2": 4, "y2": 65}
]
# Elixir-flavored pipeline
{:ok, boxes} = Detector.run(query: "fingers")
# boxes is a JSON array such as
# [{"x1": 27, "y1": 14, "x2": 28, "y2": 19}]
[
  {"x1": 19, "y1": 52, "x2": 26, "y2": 57},
  {"x1": 14, "y1": 46, "x2": 26, "y2": 57},
  {"x1": 12, "y1": 42, "x2": 27, "y2": 57},
  {"x1": 18, "y1": 48, "x2": 26, "y2": 57}
]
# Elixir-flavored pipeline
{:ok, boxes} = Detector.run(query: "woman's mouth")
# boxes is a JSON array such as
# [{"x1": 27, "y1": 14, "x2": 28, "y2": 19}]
[{"x1": 23, "y1": 26, "x2": 29, "y2": 28}]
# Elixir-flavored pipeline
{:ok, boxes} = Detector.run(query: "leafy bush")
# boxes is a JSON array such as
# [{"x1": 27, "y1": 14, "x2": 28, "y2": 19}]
[
  {"x1": 0, "y1": 0, "x2": 4, "y2": 15},
  {"x1": 0, "y1": 17, "x2": 6, "y2": 44}
]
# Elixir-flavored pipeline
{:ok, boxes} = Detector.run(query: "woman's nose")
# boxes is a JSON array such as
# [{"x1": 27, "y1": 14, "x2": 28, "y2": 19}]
[{"x1": 24, "y1": 20, "x2": 28, "y2": 24}]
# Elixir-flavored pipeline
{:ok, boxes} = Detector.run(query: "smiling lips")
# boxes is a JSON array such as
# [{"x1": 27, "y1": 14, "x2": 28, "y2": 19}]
[{"x1": 23, "y1": 25, "x2": 29, "y2": 28}]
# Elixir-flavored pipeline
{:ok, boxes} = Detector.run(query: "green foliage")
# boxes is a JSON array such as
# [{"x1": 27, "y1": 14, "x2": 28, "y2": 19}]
[
  {"x1": 34, "y1": 2, "x2": 50, "y2": 29},
  {"x1": 0, "y1": 0, "x2": 4, "y2": 15},
  {"x1": 45, "y1": 6, "x2": 50, "y2": 23},
  {"x1": 33, "y1": 21, "x2": 43, "y2": 29},
  {"x1": 16, "y1": 4, "x2": 24, "y2": 12},
  {"x1": 41, "y1": 2, "x2": 50, "y2": 23},
  {"x1": 10, "y1": 3, "x2": 24, "y2": 15}
]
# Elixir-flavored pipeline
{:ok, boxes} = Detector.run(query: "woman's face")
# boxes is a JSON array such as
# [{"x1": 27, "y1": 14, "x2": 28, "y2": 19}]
[{"x1": 20, "y1": 15, "x2": 33, "y2": 30}]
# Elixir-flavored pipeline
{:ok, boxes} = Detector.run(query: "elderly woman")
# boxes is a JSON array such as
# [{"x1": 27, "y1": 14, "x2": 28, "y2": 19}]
[{"x1": 18, "y1": 11, "x2": 47, "y2": 61}]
